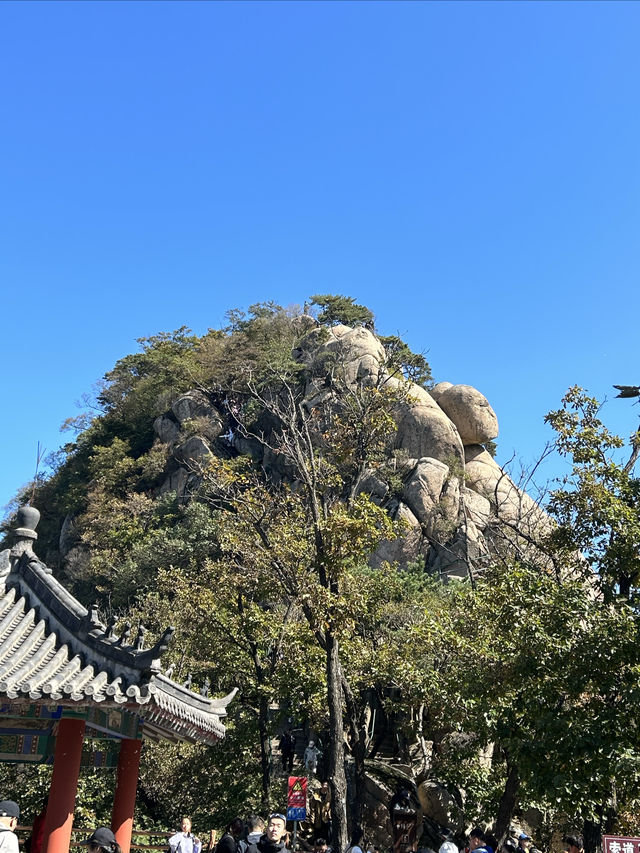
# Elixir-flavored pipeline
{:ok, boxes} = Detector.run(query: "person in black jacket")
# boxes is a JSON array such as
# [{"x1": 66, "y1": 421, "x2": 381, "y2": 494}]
[
  {"x1": 279, "y1": 730, "x2": 296, "y2": 772},
  {"x1": 245, "y1": 814, "x2": 290, "y2": 853},
  {"x1": 216, "y1": 820, "x2": 245, "y2": 853}
]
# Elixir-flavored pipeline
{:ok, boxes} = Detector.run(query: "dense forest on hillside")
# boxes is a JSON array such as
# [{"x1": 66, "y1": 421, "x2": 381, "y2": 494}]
[{"x1": 3, "y1": 297, "x2": 640, "y2": 852}]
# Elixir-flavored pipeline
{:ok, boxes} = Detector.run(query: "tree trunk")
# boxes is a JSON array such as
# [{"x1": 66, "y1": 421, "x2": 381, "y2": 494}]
[
  {"x1": 351, "y1": 732, "x2": 367, "y2": 833},
  {"x1": 495, "y1": 763, "x2": 519, "y2": 844},
  {"x1": 583, "y1": 815, "x2": 603, "y2": 853},
  {"x1": 326, "y1": 631, "x2": 349, "y2": 853},
  {"x1": 258, "y1": 694, "x2": 271, "y2": 813},
  {"x1": 342, "y1": 678, "x2": 368, "y2": 832}
]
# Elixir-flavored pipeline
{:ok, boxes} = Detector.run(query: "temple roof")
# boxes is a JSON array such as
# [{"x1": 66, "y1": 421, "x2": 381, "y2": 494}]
[{"x1": 0, "y1": 507, "x2": 235, "y2": 747}]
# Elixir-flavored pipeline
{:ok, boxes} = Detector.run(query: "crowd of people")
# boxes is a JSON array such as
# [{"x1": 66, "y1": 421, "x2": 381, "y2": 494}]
[
  {"x1": 432, "y1": 826, "x2": 585, "y2": 853},
  {"x1": 171, "y1": 814, "x2": 292, "y2": 853},
  {"x1": 165, "y1": 814, "x2": 586, "y2": 853},
  {"x1": 167, "y1": 812, "x2": 368, "y2": 853},
  {"x1": 0, "y1": 793, "x2": 587, "y2": 853},
  {"x1": 435, "y1": 826, "x2": 539, "y2": 853}
]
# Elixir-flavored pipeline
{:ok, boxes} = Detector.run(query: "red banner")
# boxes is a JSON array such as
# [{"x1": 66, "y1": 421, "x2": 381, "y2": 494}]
[
  {"x1": 603, "y1": 837, "x2": 640, "y2": 853},
  {"x1": 287, "y1": 776, "x2": 308, "y2": 808}
]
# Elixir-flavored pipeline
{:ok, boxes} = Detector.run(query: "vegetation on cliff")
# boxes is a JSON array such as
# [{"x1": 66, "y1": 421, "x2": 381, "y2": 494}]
[{"x1": 3, "y1": 300, "x2": 640, "y2": 851}]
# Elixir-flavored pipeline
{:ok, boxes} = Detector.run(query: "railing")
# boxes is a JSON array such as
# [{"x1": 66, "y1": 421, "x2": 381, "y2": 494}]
[{"x1": 15, "y1": 826, "x2": 182, "y2": 852}]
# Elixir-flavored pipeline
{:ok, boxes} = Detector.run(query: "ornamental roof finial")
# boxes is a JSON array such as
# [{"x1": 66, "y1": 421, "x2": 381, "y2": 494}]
[
  {"x1": 14, "y1": 505, "x2": 40, "y2": 541},
  {"x1": 11, "y1": 505, "x2": 41, "y2": 561}
]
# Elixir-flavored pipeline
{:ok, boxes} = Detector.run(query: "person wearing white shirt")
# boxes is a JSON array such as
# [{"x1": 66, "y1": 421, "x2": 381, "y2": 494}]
[{"x1": 169, "y1": 817, "x2": 202, "y2": 853}]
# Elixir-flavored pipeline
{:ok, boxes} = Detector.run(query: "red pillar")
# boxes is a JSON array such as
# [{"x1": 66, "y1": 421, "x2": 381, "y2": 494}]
[
  {"x1": 111, "y1": 738, "x2": 142, "y2": 853},
  {"x1": 42, "y1": 717, "x2": 86, "y2": 853}
]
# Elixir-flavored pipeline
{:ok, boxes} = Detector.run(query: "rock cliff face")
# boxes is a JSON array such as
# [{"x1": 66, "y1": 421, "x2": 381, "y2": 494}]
[{"x1": 150, "y1": 324, "x2": 549, "y2": 578}]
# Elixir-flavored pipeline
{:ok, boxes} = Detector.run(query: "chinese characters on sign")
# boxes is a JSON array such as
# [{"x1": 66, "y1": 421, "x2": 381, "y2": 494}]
[
  {"x1": 603, "y1": 836, "x2": 640, "y2": 853},
  {"x1": 287, "y1": 775, "x2": 308, "y2": 822}
]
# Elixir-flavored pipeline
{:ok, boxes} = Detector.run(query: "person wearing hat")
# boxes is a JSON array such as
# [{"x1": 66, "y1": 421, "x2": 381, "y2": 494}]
[
  {"x1": 0, "y1": 801, "x2": 20, "y2": 853},
  {"x1": 82, "y1": 827, "x2": 122, "y2": 853},
  {"x1": 516, "y1": 833, "x2": 532, "y2": 853}
]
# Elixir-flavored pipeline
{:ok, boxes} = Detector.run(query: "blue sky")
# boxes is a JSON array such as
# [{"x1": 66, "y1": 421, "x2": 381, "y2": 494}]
[{"x1": 2, "y1": 0, "x2": 640, "y2": 513}]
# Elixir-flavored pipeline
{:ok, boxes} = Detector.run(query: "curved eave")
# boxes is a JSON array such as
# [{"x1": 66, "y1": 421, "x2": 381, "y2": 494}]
[
  {"x1": 131, "y1": 674, "x2": 227, "y2": 744},
  {"x1": 0, "y1": 559, "x2": 231, "y2": 746}
]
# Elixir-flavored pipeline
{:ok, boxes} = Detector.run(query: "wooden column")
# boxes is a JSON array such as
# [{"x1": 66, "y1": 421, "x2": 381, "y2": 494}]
[
  {"x1": 42, "y1": 717, "x2": 86, "y2": 853},
  {"x1": 111, "y1": 738, "x2": 142, "y2": 853}
]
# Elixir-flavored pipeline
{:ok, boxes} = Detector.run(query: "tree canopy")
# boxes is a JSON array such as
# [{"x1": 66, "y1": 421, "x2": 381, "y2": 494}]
[{"x1": 3, "y1": 305, "x2": 640, "y2": 852}]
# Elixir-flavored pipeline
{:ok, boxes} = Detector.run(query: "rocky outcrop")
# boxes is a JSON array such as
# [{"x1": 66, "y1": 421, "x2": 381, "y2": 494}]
[
  {"x1": 402, "y1": 458, "x2": 450, "y2": 523},
  {"x1": 464, "y1": 445, "x2": 550, "y2": 540},
  {"x1": 153, "y1": 415, "x2": 181, "y2": 445},
  {"x1": 370, "y1": 502, "x2": 423, "y2": 569},
  {"x1": 391, "y1": 380, "x2": 465, "y2": 467},
  {"x1": 174, "y1": 436, "x2": 213, "y2": 467},
  {"x1": 158, "y1": 466, "x2": 191, "y2": 498},
  {"x1": 461, "y1": 486, "x2": 492, "y2": 531},
  {"x1": 58, "y1": 513, "x2": 79, "y2": 558},
  {"x1": 296, "y1": 324, "x2": 386, "y2": 390},
  {"x1": 429, "y1": 381, "x2": 453, "y2": 403},
  {"x1": 153, "y1": 395, "x2": 225, "y2": 495},
  {"x1": 172, "y1": 391, "x2": 222, "y2": 430},
  {"x1": 436, "y1": 384, "x2": 498, "y2": 446},
  {"x1": 417, "y1": 780, "x2": 464, "y2": 833},
  {"x1": 149, "y1": 323, "x2": 549, "y2": 577}
]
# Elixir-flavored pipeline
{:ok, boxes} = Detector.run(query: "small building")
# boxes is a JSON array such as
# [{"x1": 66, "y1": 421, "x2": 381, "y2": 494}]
[{"x1": 0, "y1": 506, "x2": 235, "y2": 853}]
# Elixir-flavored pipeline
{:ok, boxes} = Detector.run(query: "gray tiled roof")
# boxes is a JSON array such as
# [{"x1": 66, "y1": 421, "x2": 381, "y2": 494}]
[{"x1": 0, "y1": 523, "x2": 235, "y2": 746}]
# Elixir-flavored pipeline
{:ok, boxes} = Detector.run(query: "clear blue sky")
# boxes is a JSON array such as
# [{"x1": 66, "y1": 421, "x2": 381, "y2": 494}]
[{"x1": 2, "y1": 0, "x2": 640, "y2": 513}]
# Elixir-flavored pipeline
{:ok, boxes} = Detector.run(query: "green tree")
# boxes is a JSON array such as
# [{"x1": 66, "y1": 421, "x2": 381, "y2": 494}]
[
  {"x1": 133, "y1": 557, "x2": 292, "y2": 816},
  {"x1": 430, "y1": 559, "x2": 640, "y2": 841},
  {"x1": 186, "y1": 352, "x2": 434, "y2": 846},
  {"x1": 419, "y1": 389, "x2": 640, "y2": 847},
  {"x1": 6, "y1": 297, "x2": 541, "y2": 840},
  {"x1": 542, "y1": 387, "x2": 640, "y2": 849},
  {"x1": 310, "y1": 294, "x2": 375, "y2": 328},
  {"x1": 545, "y1": 386, "x2": 640, "y2": 600},
  {"x1": 378, "y1": 335, "x2": 432, "y2": 389}
]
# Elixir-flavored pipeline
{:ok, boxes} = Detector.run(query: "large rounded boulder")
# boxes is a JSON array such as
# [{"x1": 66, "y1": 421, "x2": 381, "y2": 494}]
[
  {"x1": 296, "y1": 324, "x2": 386, "y2": 389},
  {"x1": 435, "y1": 384, "x2": 498, "y2": 446},
  {"x1": 171, "y1": 391, "x2": 224, "y2": 441},
  {"x1": 389, "y1": 379, "x2": 465, "y2": 467}
]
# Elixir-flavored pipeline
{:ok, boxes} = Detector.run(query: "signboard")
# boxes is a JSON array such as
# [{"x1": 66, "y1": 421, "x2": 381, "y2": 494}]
[
  {"x1": 286, "y1": 807, "x2": 306, "y2": 821},
  {"x1": 287, "y1": 776, "x2": 308, "y2": 822},
  {"x1": 603, "y1": 837, "x2": 640, "y2": 853},
  {"x1": 391, "y1": 803, "x2": 418, "y2": 853}
]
